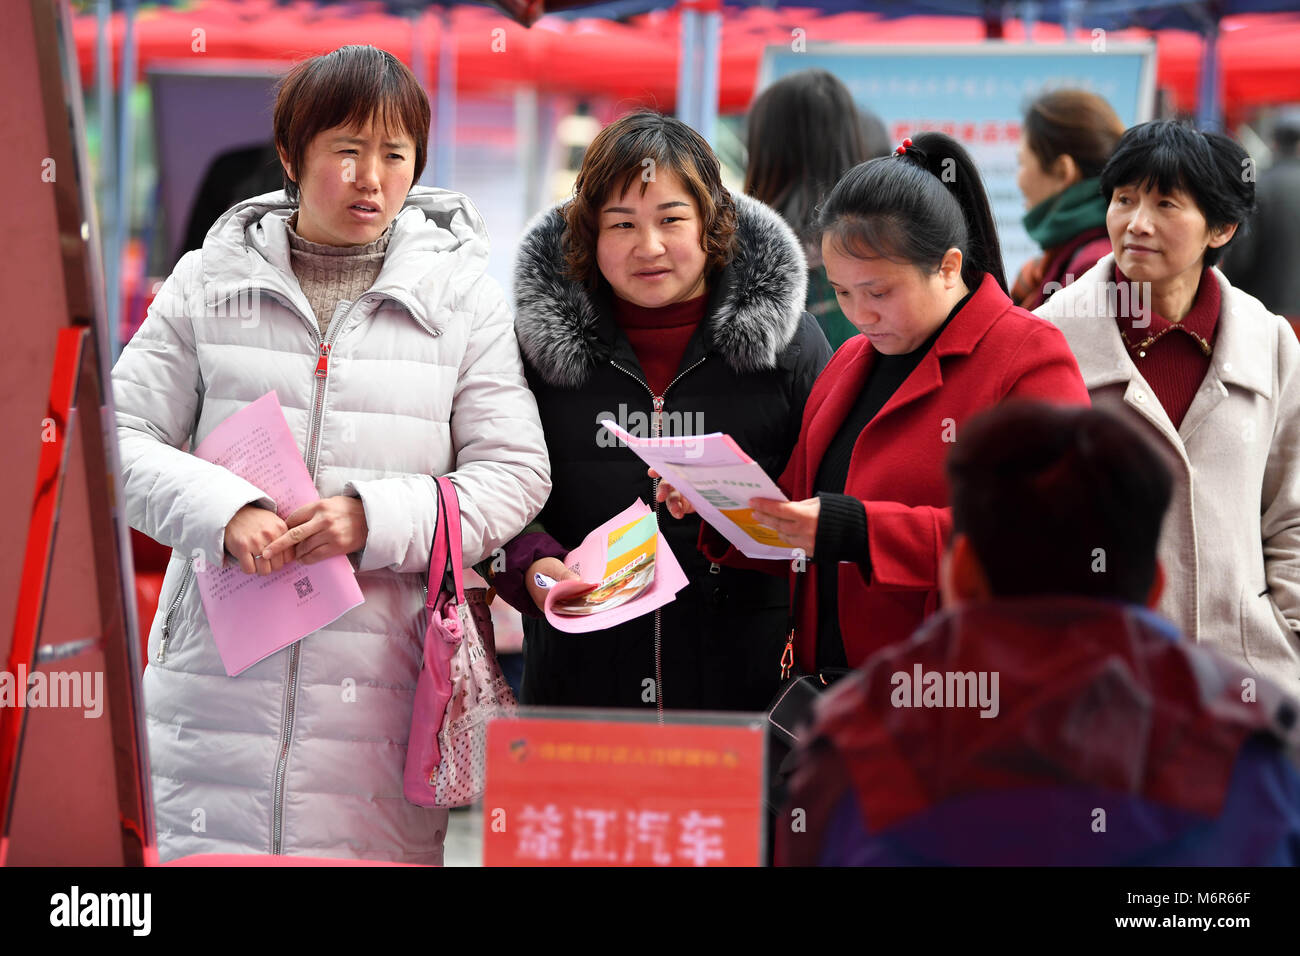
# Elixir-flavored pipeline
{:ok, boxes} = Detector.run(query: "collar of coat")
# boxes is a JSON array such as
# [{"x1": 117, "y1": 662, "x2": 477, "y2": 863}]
[
  {"x1": 820, "y1": 273, "x2": 1013, "y2": 414},
  {"x1": 1037, "y1": 254, "x2": 1275, "y2": 401},
  {"x1": 513, "y1": 192, "x2": 808, "y2": 389},
  {"x1": 793, "y1": 273, "x2": 1014, "y2": 477},
  {"x1": 199, "y1": 186, "x2": 495, "y2": 337}
]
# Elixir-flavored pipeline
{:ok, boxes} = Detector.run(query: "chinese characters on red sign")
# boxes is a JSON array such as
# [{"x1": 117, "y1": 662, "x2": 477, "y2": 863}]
[
  {"x1": 483, "y1": 717, "x2": 764, "y2": 866},
  {"x1": 890, "y1": 119, "x2": 1022, "y2": 145}
]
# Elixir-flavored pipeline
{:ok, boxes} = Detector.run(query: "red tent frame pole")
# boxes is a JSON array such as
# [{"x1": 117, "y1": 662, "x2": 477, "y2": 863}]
[{"x1": 0, "y1": 329, "x2": 85, "y2": 857}]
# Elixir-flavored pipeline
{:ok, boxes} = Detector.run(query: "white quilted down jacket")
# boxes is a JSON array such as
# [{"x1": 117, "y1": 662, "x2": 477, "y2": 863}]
[{"x1": 112, "y1": 187, "x2": 550, "y2": 863}]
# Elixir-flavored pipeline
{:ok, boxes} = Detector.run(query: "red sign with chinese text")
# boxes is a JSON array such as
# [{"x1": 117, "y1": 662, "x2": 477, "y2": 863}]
[{"x1": 483, "y1": 716, "x2": 765, "y2": 866}]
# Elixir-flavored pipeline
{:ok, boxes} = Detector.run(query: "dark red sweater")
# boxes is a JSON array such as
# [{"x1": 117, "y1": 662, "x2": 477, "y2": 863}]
[
  {"x1": 1114, "y1": 266, "x2": 1220, "y2": 429},
  {"x1": 613, "y1": 293, "x2": 708, "y2": 396}
]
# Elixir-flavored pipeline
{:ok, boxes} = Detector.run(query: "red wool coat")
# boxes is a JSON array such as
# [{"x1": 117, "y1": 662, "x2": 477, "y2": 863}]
[{"x1": 779, "y1": 273, "x2": 1091, "y2": 669}]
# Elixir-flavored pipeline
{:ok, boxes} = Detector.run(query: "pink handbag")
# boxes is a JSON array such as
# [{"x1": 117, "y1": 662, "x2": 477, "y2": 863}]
[{"x1": 403, "y1": 476, "x2": 517, "y2": 807}]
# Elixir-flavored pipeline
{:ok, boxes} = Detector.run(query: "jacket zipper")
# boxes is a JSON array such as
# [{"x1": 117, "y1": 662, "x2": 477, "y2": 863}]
[
  {"x1": 156, "y1": 559, "x2": 195, "y2": 663},
  {"x1": 272, "y1": 299, "x2": 358, "y2": 855},
  {"x1": 608, "y1": 357, "x2": 706, "y2": 723}
]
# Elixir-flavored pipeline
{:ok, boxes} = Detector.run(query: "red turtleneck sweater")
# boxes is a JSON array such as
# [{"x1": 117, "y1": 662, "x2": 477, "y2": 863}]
[
  {"x1": 1114, "y1": 266, "x2": 1221, "y2": 429},
  {"x1": 613, "y1": 293, "x2": 708, "y2": 397}
]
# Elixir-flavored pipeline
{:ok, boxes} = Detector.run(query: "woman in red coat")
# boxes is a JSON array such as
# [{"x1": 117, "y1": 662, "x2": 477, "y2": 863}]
[{"x1": 661, "y1": 132, "x2": 1090, "y2": 674}]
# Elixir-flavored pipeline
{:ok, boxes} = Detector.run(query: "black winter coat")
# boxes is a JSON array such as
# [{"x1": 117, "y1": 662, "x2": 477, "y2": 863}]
[
  {"x1": 510, "y1": 193, "x2": 832, "y2": 713},
  {"x1": 1223, "y1": 157, "x2": 1300, "y2": 316}
]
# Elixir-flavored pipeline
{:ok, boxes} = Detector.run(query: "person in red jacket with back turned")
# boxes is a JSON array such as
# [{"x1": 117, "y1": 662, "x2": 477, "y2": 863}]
[
  {"x1": 658, "y1": 131, "x2": 1090, "y2": 681},
  {"x1": 778, "y1": 401, "x2": 1300, "y2": 867}
]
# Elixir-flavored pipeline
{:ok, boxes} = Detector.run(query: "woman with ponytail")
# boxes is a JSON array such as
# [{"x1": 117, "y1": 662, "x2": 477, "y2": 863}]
[{"x1": 661, "y1": 132, "x2": 1090, "y2": 672}]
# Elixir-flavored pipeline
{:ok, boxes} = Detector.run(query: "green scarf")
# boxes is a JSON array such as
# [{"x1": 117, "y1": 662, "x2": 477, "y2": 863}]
[{"x1": 1022, "y1": 177, "x2": 1109, "y2": 250}]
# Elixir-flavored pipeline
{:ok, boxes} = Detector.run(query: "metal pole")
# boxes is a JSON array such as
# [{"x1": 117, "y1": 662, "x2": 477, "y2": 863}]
[
  {"x1": 434, "y1": 6, "x2": 457, "y2": 188},
  {"x1": 1063, "y1": 0, "x2": 1083, "y2": 40},
  {"x1": 1021, "y1": 1, "x2": 1039, "y2": 42},
  {"x1": 96, "y1": 0, "x2": 116, "y2": 357},
  {"x1": 677, "y1": 5, "x2": 699, "y2": 130},
  {"x1": 409, "y1": 10, "x2": 430, "y2": 186},
  {"x1": 111, "y1": 0, "x2": 137, "y2": 361},
  {"x1": 410, "y1": 10, "x2": 428, "y2": 101},
  {"x1": 1196, "y1": 22, "x2": 1221, "y2": 131},
  {"x1": 698, "y1": 6, "x2": 721, "y2": 147},
  {"x1": 516, "y1": 87, "x2": 541, "y2": 218}
]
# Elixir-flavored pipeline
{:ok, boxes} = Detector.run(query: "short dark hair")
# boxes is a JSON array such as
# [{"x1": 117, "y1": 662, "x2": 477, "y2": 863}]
[
  {"x1": 744, "y1": 69, "x2": 885, "y2": 243},
  {"x1": 563, "y1": 110, "x2": 736, "y2": 288},
  {"x1": 818, "y1": 131, "x2": 1007, "y2": 293},
  {"x1": 273, "y1": 45, "x2": 430, "y2": 202},
  {"x1": 1023, "y1": 89, "x2": 1125, "y2": 180},
  {"x1": 946, "y1": 401, "x2": 1172, "y2": 605},
  {"x1": 1099, "y1": 120, "x2": 1256, "y2": 267}
]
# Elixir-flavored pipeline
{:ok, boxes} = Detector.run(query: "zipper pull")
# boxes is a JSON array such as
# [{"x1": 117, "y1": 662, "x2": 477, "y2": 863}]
[
  {"x1": 314, "y1": 342, "x2": 332, "y2": 379},
  {"x1": 157, "y1": 624, "x2": 170, "y2": 664},
  {"x1": 651, "y1": 395, "x2": 665, "y2": 437}
]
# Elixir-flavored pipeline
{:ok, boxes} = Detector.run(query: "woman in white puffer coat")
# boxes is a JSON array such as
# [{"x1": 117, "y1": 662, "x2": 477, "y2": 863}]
[{"x1": 111, "y1": 46, "x2": 550, "y2": 864}]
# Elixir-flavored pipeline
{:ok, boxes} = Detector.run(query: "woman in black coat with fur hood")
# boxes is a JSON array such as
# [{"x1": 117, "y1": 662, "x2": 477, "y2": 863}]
[{"x1": 489, "y1": 111, "x2": 832, "y2": 716}]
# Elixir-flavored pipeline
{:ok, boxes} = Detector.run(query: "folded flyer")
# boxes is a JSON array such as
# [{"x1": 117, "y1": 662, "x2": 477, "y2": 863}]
[
  {"x1": 192, "y1": 390, "x2": 365, "y2": 676},
  {"x1": 543, "y1": 500, "x2": 689, "y2": 634},
  {"x1": 599, "y1": 420, "x2": 797, "y2": 560}
]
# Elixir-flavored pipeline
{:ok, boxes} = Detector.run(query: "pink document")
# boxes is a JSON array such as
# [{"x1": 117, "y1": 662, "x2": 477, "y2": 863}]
[
  {"x1": 192, "y1": 391, "x2": 365, "y2": 676},
  {"x1": 543, "y1": 500, "x2": 689, "y2": 634},
  {"x1": 599, "y1": 420, "x2": 797, "y2": 560}
]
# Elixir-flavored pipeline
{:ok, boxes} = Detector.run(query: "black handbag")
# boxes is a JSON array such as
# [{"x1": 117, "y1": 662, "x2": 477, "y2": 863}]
[{"x1": 764, "y1": 571, "x2": 848, "y2": 814}]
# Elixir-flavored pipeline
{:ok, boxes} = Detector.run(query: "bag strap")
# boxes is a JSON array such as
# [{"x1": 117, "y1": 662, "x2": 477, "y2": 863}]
[
  {"x1": 434, "y1": 476, "x2": 466, "y2": 604},
  {"x1": 424, "y1": 477, "x2": 463, "y2": 606},
  {"x1": 779, "y1": 568, "x2": 803, "y2": 679},
  {"x1": 425, "y1": 484, "x2": 450, "y2": 607}
]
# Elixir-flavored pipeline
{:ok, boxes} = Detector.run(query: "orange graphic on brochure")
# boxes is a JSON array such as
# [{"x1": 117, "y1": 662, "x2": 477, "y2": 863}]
[{"x1": 718, "y1": 508, "x2": 796, "y2": 548}]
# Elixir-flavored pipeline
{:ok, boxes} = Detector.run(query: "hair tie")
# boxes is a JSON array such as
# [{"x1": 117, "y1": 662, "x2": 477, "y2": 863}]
[{"x1": 894, "y1": 137, "x2": 913, "y2": 156}]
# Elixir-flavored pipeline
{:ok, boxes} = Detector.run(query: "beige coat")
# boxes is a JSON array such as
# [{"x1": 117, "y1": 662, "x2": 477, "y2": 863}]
[{"x1": 1037, "y1": 254, "x2": 1300, "y2": 690}]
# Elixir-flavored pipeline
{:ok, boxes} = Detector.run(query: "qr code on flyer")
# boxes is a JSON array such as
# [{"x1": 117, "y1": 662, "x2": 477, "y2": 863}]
[{"x1": 293, "y1": 577, "x2": 313, "y2": 599}]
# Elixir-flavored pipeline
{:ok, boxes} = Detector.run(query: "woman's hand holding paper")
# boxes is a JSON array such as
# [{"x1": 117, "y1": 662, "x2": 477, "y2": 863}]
[
  {"x1": 526, "y1": 557, "x2": 583, "y2": 612},
  {"x1": 225, "y1": 505, "x2": 291, "y2": 576},
  {"x1": 261, "y1": 496, "x2": 369, "y2": 567},
  {"x1": 649, "y1": 468, "x2": 696, "y2": 519},
  {"x1": 749, "y1": 497, "x2": 821, "y2": 557}
]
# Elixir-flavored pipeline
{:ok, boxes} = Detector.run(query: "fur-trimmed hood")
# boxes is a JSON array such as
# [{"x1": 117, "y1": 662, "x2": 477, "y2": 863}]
[{"x1": 513, "y1": 192, "x2": 809, "y2": 388}]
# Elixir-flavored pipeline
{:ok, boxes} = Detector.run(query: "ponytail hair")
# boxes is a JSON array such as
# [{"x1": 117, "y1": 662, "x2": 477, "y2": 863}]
[{"x1": 817, "y1": 131, "x2": 1006, "y2": 294}]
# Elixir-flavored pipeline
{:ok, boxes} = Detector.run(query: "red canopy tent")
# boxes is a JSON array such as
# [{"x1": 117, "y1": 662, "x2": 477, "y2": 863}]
[{"x1": 74, "y1": 2, "x2": 1300, "y2": 123}]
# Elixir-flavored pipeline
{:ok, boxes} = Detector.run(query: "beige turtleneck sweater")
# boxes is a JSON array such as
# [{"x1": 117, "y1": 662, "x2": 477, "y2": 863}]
[{"x1": 285, "y1": 212, "x2": 392, "y2": 337}]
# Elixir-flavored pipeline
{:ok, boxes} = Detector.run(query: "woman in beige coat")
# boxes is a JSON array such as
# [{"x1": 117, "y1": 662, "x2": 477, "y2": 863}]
[{"x1": 1037, "y1": 120, "x2": 1300, "y2": 691}]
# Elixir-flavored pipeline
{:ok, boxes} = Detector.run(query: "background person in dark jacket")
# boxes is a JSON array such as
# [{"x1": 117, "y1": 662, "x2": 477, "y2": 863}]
[
  {"x1": 1223, "y1": 109, "x2": 1300, "y2": 322},
  {"x1": 1011, "y1": 90, "x2": 1125, "y2": 310},
  {"x1": 779, "y1": 402, "x2": 1300, "y2": 867},
  {"x1": 744, "y1": 69, "x2": 890, "y2": 352},
  {"x1": 492, "y1": 111, "x2": 832, "y2": 715}
]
